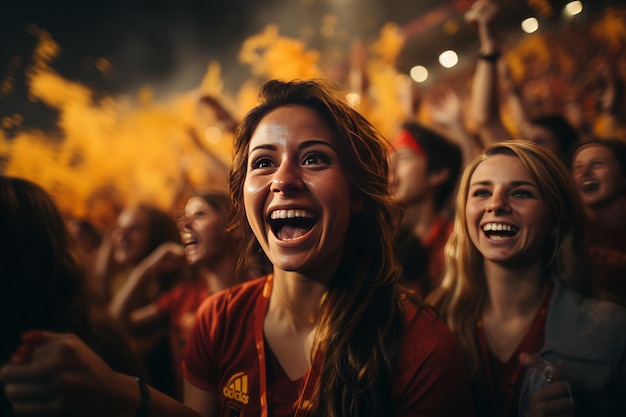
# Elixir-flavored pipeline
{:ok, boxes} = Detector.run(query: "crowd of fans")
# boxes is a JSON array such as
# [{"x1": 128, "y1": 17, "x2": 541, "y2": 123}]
[{"x1": 1, "y1": 1, "x2": 625, "y2": 416}]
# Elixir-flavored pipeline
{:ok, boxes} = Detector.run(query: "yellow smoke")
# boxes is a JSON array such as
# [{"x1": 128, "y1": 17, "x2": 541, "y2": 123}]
[
  {"x1": 2, "y1": 28, "x2": 233, "y2": 229},
  {"x1": 0, "y1": 22, "x2": 409, "y2": 230}
]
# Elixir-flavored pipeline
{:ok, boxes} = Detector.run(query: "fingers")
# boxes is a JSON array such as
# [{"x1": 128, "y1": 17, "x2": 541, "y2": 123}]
[
  {"x1": 1, "y1": 332, "x2": 82, "y2": 382},
  {"x1": 1, "y1": 333, "x2": 92, "y2": 416},
  {"x1": 5, "y1": 377, "x2": 57, "y2": 402},
  {"x1": 530, "y1": 381, "x2": 574, "y2": 417},
  {"x1": 10, "y1": 331, "x2": 48, "y2": 364}
]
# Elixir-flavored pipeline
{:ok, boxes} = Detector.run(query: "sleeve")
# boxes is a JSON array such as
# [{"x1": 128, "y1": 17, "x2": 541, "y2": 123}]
[
  {"x1": 153, "y1": 285, "x2": 182, "y2": 315},
  {"x1": 181, "y1": 294, "x2": 226, "y2": 393},
  {"x1": 393, "y1": 307, "x2": 475, "y2": 417}
]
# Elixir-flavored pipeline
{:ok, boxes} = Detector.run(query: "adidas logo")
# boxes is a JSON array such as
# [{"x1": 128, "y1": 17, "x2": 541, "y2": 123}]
[{"x1": 223, "y1": 372, "x2": 250, "y2": 405}]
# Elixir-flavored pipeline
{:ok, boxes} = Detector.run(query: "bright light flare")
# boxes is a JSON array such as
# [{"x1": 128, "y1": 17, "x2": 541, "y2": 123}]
[
  {"x1": 521, "y1": 17, "x2": 539, "y2": 33},
  {"x1": 410, "y1": 65, "x2": 428, "y2": 83},
  {"x1": 565, "y1": 1, "x2": 583, "y2": 16},
  {"x1": 346, "y1": 92, "x2": 361, "y2": 107},
  {"x1": 204, "y1": 127, "x2": 222, "y2": 144},
  {"x1": 438, "y1": 50, "x2": 458, "y2": 68}
]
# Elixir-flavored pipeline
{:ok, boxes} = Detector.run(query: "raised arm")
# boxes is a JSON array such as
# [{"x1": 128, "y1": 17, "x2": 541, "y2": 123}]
[
  {"x1": 109, "y1": 242, "x2": 186, "y2": 333},
  {"x1": 465, "y1": 0, "x2": 513, "y2": 146},
  {"x1": 425, "y1": 86, "x2": 481, "y2": 167}
]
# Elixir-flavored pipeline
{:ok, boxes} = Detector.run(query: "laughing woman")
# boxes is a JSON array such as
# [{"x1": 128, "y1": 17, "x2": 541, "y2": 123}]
[
  {"x1": 428, "y1": 141, "x2": 626, "y2": 417},
  {"x1": 1, "y1": 79, "x2": 473, "y2": 417}
]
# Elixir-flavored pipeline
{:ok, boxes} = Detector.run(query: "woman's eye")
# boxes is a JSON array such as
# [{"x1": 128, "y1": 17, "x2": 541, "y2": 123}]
[
  {"x1": 472, "y1": 189, "x2": 491, "y2": 198},
  {"x1": 511, "y1": 189, "x2": 534, "y2": 198},
  {"x1": 250, "y1": 158, "x2": 273, "y2": 169},
  {"x1": 302, "y1": 154, "x2": 322, "y2": 165},
  {"x1": 303, "y1": 153, "x2": 329, "y2": 165}
]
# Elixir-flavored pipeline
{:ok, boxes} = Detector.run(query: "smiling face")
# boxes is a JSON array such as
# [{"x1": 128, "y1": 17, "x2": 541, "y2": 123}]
[
  {"x1": 465, "y1": 154, "x2": 553, "y2": 268},
  {"x1": 243, "y1": 105, "x2": 353, "y2": 277},
  {"x1": 572, "y1": 143, "x2": 625, "y2": 210},
  {"x1": 181, "y1": 196, "x2": 228, "y2": 265}
]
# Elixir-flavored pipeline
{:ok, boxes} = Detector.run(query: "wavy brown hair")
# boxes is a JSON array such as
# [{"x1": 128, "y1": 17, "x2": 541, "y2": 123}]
[
  {"x1": 427, "y1": 140, "x2": 592, "y2": 375},
  {"x1": 228, "y1": 79, "x2": 406, "y2": 416}
]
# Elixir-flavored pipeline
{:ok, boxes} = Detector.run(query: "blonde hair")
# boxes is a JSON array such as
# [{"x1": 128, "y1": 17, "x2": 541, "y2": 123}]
[{"x1": 427, "y1": 140, "x2": 591, "y2": 374}]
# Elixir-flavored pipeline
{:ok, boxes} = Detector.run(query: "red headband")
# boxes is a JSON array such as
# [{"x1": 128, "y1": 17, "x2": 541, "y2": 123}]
[{"x1": 392, "y1": 129, "x2": 425, "y2": 156}]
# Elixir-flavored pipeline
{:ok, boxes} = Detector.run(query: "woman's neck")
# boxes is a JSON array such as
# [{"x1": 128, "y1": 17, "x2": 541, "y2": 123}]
[
  {"x1": 269, "y1": 270, "x2": 327, "y2": 331},
  {"x1": 585, "y1": 197, "x2": 626, "y2": 229},
  {"x1": 482, "y1": 261, "x2": 547, "y2": 320},
  {"x1": 196, "y1": 252, "x2": 239, "y2": 294}
]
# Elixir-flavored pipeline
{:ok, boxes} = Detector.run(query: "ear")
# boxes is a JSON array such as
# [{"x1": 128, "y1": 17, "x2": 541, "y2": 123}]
[{"x1": 428, "y1": 168, "x2": 450, "y2": 187}]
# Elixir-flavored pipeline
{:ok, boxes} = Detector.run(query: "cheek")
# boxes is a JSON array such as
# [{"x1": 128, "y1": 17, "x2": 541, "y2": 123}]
[
  {"x1": 243, "y1": 187, "x2": 266, "y2": 244},
  {"x1": 465, "y1": 204, "x2": 482, "y2": 243},
  {"x1": 243, "y1": 178, "x2": 265, "y2": 222},
  {"x1": 244, "y1": 174, "x2": 267, "y2": 195}
]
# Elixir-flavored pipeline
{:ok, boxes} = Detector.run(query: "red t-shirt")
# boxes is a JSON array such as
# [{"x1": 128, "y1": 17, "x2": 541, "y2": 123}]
[
  {"x1": 154, "y1": 280, "x2": 210, "y2": 399},
  {"x1": 183, "y1": 275, "x2": 474, "y2": 417},
  {"x1": 473, "y1": 285, "x2": 552, "y2": 417}
]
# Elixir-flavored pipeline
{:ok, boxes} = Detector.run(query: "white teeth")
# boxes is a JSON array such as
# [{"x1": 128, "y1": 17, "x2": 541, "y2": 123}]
[
  {"x1": 270, "y1": 209, "x2": 315, "y2": 220},
  {"x1": 483, "y1": 223, "x2": 514, "y2": 232}
]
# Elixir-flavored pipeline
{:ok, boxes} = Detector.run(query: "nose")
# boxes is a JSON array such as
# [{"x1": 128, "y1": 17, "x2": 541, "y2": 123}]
[
  {"x1": 486, "y1": 191, "x2": 509, "y2": 214},
  {"x1": 271, "y1": 159, "x2": 304, "y2": 194},
  {"x1": 182, "y1": 215, "x2": 192, "y2": 231}
]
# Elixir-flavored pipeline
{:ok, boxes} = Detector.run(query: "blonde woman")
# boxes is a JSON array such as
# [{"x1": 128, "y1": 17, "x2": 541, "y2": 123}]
[{"x1": 428, "y1": 141, "x2": 626, "y2": 416}]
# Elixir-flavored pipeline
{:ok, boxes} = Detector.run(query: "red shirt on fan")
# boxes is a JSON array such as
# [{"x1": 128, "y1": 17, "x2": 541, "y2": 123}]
[
  {"x1": 154, "y1": 280, "x2": 210, "y2": 399},
  {"x1": 183, "y1": 275, "x2": 474, "y2": 417}
]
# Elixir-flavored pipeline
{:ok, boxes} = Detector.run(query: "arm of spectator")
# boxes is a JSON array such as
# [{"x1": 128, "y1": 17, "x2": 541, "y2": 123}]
[
  {"x1": 109, "y1": 242, "x2": 186, "y2": 333},
  {"x1": 0, "y1": 331, "x2": 206, "y2": 417},
  {"x1": 426, "y1": 86, "x2": 481, "y2": 166},
  {"x1": 465, "y1": 0, "x2": 513, "y2": 146},
  {"x1": 199, "y1": 96, "x2": 239, "y2": 133}
]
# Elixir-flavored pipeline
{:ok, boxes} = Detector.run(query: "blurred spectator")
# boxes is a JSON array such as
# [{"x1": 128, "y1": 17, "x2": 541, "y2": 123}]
[
  {"x1": 389, "y1": 121, "x2": 462, "y2": 296},
  {"x1": 109, "y1": 192, "x2": 256, "y2": 399},
  {"x1": 0, "y1": 176, "x2": 145, "y2": 417},
  {"x1": 66, "y1": 217, "x2": 103, "y2": 279},
  {"x1": 92, "y1": 204, "x2": 184, "y2": 397},
  {"x1": 571, "y1": 138, "x2": 626, "y2": 306}
]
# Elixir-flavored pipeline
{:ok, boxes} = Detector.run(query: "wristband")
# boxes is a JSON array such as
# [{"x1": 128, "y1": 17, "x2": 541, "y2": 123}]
[
  {"x1": 135, "y1": 377, "x2": 150, "y2": 417},
  {"x1": 478, "y1": 50, "x2": 501, "y2": 62}
]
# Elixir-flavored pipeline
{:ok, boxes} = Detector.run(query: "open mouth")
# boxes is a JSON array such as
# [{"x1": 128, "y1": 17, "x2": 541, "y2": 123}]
[
  {"x1": 269, "y1": 209, "x2": 317, "y2": 241},
  {"x1": 482, "y1": 222, "x2": 519, "y2": 241},
  {"x1": 581, "y1": 180, "x2": 600, "y2": 193},
  {"x1": 182, "y1": 232, "x2": 198, "y2": 247}
]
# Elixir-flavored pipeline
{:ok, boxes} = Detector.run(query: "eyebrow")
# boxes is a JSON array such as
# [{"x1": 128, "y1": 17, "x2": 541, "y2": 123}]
[
  {"x1": 249, "y1": 139, "x2": 335, "y2": 154},
  {"x1": 469, "y1": 180, "x2": 538, "y2": 188}
]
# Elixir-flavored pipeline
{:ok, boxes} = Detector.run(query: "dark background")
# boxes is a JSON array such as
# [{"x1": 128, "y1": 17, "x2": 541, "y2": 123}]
[{"x1": 1, "y1": 0, "x2": 623, "y2": 130}]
